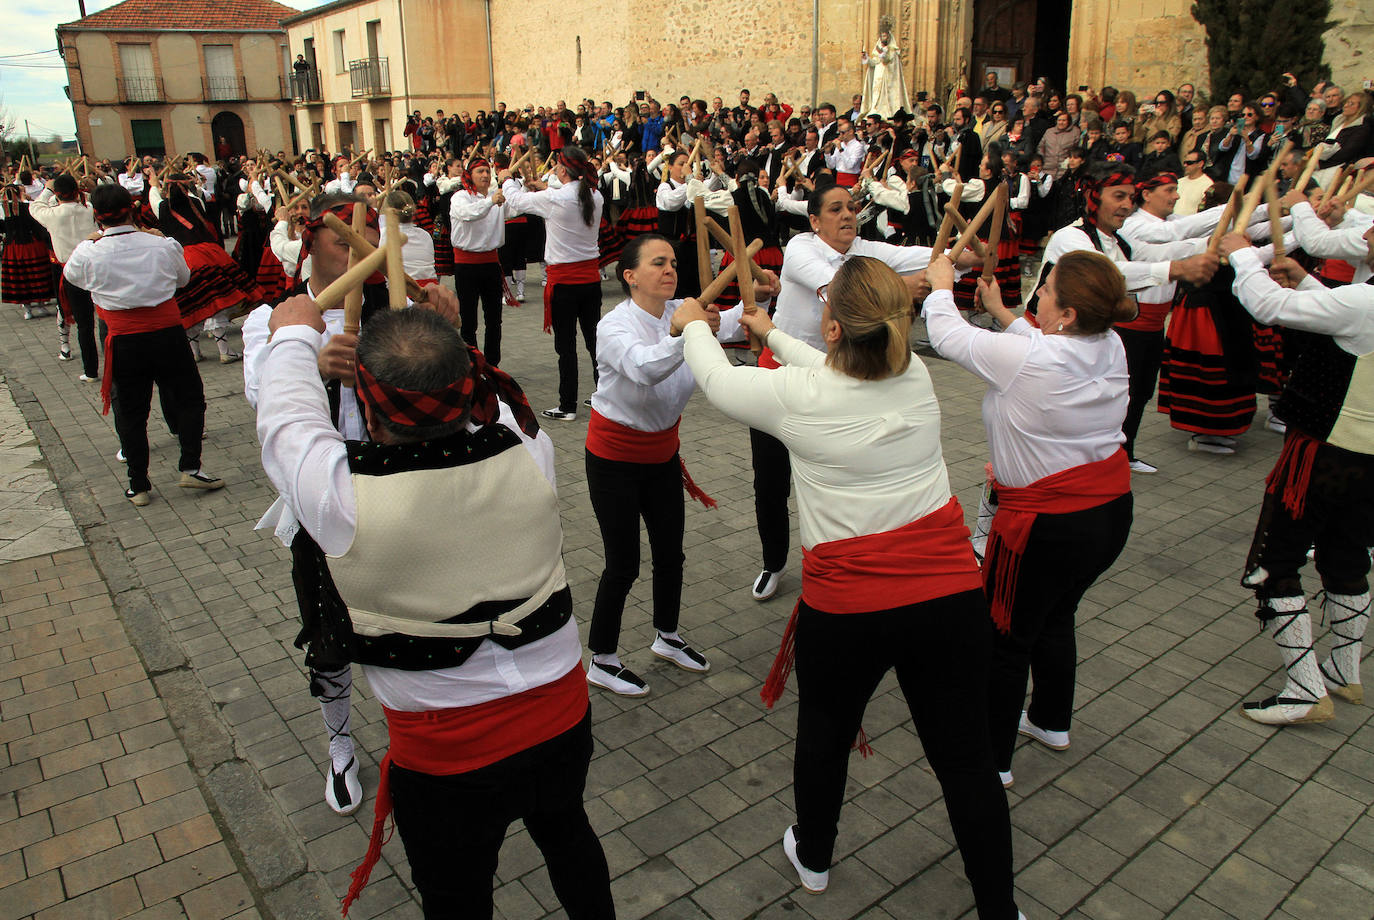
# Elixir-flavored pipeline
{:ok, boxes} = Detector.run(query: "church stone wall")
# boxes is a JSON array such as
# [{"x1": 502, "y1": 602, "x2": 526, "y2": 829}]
[
  {"x1": 1325, "y1": 0, "x2": 1373, "y2": 98},
  {"x1": 1068, "y1": 0, "x2": 1210, "y2": 99}
]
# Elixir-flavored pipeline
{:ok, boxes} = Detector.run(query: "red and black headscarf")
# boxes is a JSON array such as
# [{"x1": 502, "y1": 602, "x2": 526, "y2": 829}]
[
  {"x1": 1135, "y1": 171, "x2": 1178, "y2": 201},
  {"x1": 461, "y1": 158, "x2": 490, "y2": 195},
  {"x1": 294, "y1": 201, "x2": 381, "y2": 286},
  {"x1": 354, "y1": 342, "x2": 539, "y2": 438},
  {"x1": 558, "y1": 149, "x2": 598, "y2": 185},
  {"x1": 1081, "y1": 168, "x2": 1136, "y2": 230}
]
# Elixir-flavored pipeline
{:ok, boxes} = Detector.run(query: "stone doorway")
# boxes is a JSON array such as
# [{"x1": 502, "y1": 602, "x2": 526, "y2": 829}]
[{"x1": 971, "y1": 0, "x2": 1072, "y2": 93}]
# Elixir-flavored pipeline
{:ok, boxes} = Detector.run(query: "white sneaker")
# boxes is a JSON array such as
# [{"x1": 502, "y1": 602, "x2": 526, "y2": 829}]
[
  {"x1": 1188, "y1": 436, "x2": 1235, "y2": 455},
  {"x1": 1266, "y1": 414, "x2": 1287, "y2": 434},
  {"x1": 1128, "y1": 458, "x2": 1158, "y2": 474},
  {"x1": 751, "y1": 569, "x2": 783, "y2": 601},
  {"x1": 541, "y1": 407, "x2": 576, "y2": 421},
  {"x1": 651, "y1": 634, "x2": 710, "y2": 672},
  {"x1": 999, "y1": 770, "x2": 1014, "y2": 789},
  {"x1": 1018, "y1": 711, "x2": 1069, "y2": 750},
  {"x1": 783, "y1": 826, "x2": 828, "y2": 894},
  {"x1": 116, "y1": 448, "x2": 126, "y2": 462},
  {"x1": 587, "y1": 661, "x2": 649, "y2": 697},
  {"x1": 324, "y1": 757, "x2": 363, "y2": 815}
]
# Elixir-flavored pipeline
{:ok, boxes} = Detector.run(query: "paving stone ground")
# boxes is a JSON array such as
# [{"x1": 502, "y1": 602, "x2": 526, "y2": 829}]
[{"x1": 1, "y1": 265, "x2": 1371, "y2": 920}]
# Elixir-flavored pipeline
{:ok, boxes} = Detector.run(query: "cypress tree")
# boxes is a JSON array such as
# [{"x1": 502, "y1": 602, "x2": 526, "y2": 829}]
[{"x1": 1191, "y1": 0, "x2": 1332, "y2": 101}]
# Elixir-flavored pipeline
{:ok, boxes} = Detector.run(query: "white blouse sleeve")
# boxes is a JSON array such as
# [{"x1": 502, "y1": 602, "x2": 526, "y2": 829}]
[{"x1": 923, "y1": 288, "x2": 1031, "y2": 390}]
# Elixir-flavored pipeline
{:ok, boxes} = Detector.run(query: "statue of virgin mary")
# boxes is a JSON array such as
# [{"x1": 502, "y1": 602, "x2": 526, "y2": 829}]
[{"x1": 860, "y1": 15, "x2": 912, "y2": 118}]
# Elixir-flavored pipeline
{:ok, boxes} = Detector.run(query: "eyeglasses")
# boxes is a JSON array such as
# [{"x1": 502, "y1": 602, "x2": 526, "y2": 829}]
[
  {"x1": 1155, "y1": 99, "x2": 1168, "y2": 105},
  {"x1": 815, "y1": 284, "x2": 830, "y2": 304},
  {"x1": 1183, "y1": 158, "x2": 1202, "y2": 165},
  {"x1": 992, "y1": 108, "x2": 1005, "y2": 114},
  {"x1": 1259, "y1": 101, "x2": 1276, "y2": 107}
]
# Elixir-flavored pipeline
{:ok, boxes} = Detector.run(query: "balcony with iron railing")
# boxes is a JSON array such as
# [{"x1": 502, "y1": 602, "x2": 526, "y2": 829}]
[
  {"x1": 118, "y1": 75, "x2": 162, "y2": 104},
  {"x1": 204, "y1": 74, "x2": 247, "y2": 102},
  {"x1": 348, "y1": 57, "x2": 390, "y2": 98},
  {"x1": 290, "y1": 68, "x2": 322, "y2": 104}
]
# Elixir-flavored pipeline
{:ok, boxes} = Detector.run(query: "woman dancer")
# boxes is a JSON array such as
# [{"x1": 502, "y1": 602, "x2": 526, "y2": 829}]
[
  {"x1": 924, "y1": 249, "x2": 1134, "y2": 789},
  {"x1": 677, "y1": 257, "x2": 1019, "y2": 917},
  {"x1": 584, "y1": 234, "x2": 777, "y2": 696},
  {"x1": 448, "y1": 160, "x2": 508, "y2": 364}
]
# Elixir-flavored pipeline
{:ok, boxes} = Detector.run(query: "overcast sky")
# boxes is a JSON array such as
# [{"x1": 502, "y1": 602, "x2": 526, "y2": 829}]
[{"x1": 1, "y1": 0, "x2": 330, "y2": 145}]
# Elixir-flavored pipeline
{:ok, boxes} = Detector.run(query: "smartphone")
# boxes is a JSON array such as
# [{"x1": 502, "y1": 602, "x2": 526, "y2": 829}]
[
  {"x1": 1078, "y1": 85, "x2": 1089, "y2": 92},
  {"x1": 916, "y1": 91, "x2": 928, "y2": 102},
  {"x1": 635, "y1": 90, "x2": 646, "y2": 101}
]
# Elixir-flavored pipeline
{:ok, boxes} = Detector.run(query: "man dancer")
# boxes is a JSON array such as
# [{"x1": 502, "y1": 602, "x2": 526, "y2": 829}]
[
  {"x1": 62, "y1": 185, "x2": 224, "y2": 505},
  {"x1": 30, "y1": 174, "x2": 100, "y2": 378},
  {"x1": 256, "y1": 296, "x2": 614, "y2": 920}
]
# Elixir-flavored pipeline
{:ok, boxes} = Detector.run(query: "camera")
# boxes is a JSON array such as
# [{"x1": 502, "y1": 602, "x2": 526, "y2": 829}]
[{"x1": 916, "y1": 91, "x2": 928, "y2": 102}]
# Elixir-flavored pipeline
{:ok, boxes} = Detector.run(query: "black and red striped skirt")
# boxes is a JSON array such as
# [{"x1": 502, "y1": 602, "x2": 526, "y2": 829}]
[
  {"x1": 1157, "y1": 293, "x2": 1256, "y2": 436},
  {"x1": 598, "y1": 215, "x2": 627, "y2": 269},
  {"x1": 1252, "y1": 322, "x2": 1286, "y2": 396},
  {"x1": 1, "y1": 239, "x2": 57, "y2": 304},
  {"x1": 177, "y1": 242, "x2": 263, "y2": 328},
  {"x1": 952, "y1": 236, "x2": 1022, "y2": 310},
  {"x1": 256, "y1": 243, "x2": 293, "y2": 305}
]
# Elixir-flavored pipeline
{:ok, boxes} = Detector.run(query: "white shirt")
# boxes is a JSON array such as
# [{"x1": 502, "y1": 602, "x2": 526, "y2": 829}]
[
  {"x1": 1231, "y1": 248, "x2": 1374, "y2": 356},
  {"x1": 1290, "y1": 201, "x2": 1373, "y2": 284},
  {"x1": 825, "y1": 137, "x2": 866, "y2": 174},
  {"x1": 23, "y1": 179, "x2": 44, "y2": 201},
  {"x1": 774, "y1": 233, "x2": 932, "y2": 350},
  {"x1": 378, "y1": 222, "x2": 437, "y2": 281},
  {"x1": 29, "y1": 190, "x2": 97, "y2": 263},
  {"x1": 118, "y1": 172, "x2": 145, "y2": 196},
  {"x1": 682, "y1": 322, "x2": 952, "y2": 549},
  {"x1": 592, "y1": 297, "x2": 744, "y2": 432},
  {"x1": 63, "y1": 227, "x2": 189, "y2": 310},
  {"x1": 195, "y1": 164, "x2": 217, "y2": 200},
  {"x1": 923, "y1": 288, "x2": 1127, "y2": 487},
  {"x1": 269, "y1": 220, "x2": 308, "y2": 280},
  {"x1": 1043, "y1": 223, "x2": 1202, "y2": 293},
  {"x1": 324, "y1": 173, "x2": 356, "y2": 195},
  {"x1": 501, "y1": 178, "x2": 602, "y2": 265},
  {"x1": 448, "y1": 188, "x2": 505, "y2": 252},
  {"x1": 254, "y1": 324, "x2": 573, "y2": 712}
]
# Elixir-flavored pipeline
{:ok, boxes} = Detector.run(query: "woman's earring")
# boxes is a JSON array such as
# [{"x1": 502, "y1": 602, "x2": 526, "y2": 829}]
[{"x1": 1057, "y1": 322, "x2": 1064, "y2": 332}]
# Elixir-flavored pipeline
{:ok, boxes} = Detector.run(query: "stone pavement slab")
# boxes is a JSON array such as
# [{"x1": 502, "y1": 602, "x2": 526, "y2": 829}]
[{"x1": 1, "y1": 265, "x2": 1372, "y2": 920}]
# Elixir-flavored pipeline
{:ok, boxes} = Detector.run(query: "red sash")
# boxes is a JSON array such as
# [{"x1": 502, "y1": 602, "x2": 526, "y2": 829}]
[
  {"x1": 586, "y1": 410, "x2": 717, "y2": 508},
  {"x1": 1319, "y1": 259, "x2": 1356, "y2": 284},
  {"x1": 757, "y1": 347, "x2": 781, "y2": 369},
  {"x1": 835, "y1": 171, "x2": 859, "y2": 188},
  {"x1": 95, "y1": 299, "x2": 182, "y2": 415},
  {"x1": 983, "y1": 449, "x2": 1131, "y2": 633},
  {"x1": 452, "y1": 248, "x2": 500, "y2": 265},
  {"x1": 343, "y1": 666, "x2": 588, "y2": 916},
  {"x1": 542, "y1": 258, "x2": 600, "y2": 333},
  {"x1": 1115, "y1": 299, "x2": 1172, "y2": 334},
  {"x1": 760, "y1": 497, "x2": 982, "y2": 708}
]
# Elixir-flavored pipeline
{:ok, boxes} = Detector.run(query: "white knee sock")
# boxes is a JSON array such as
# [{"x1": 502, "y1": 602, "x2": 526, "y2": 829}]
[
  {"x1": 313, "y1": 666, "x2": 355, "y2": 770},
  {"x1": 1320, "y1": 592, "x2": 1369, "y2": 689},
  {"x1": 1265, "y1": 596, "x2": 1325, "y2": 703}
]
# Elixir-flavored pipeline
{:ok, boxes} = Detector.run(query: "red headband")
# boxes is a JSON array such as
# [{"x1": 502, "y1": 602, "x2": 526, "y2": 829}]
[
  {"x1": 296, "y1": 202, "x2": 381, "y2": 285},
  {"x1": 1136, "y1": 172, "x2": 1178, "y2": 196},
  {"x1": 353, "y1": 358, "x2": 475, "y2": 429},
  {"x1": 558, "y1": 150, "x2": 597, "y2": 184},
  {"x1": 1083, "y1": 170, "x2": 1136, "y2": 227},
  {"x1": 462, "y1": 159, "x2": 490, "y2": 195}
]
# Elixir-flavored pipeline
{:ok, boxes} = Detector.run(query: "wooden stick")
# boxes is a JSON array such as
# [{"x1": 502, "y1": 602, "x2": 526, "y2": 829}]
[
  {"x1": 275, "y1": 168, "x2": 310, "y2": 194},
  {"x1": 981, "y1": 186, "x2": 1007, "y2": 283},
  {"x1": 1234, "y1": 140, "x2": 1292, "y2": 229},
  {"x1": 384, "y1": 208, "x2": 406, "y2": 310},
  {"x1": 1207, "y1": 179, "x2": 1248, "y2": 253},
  {"x1": 727, "y1": 205, "x2": 760, "y2": 354},
  {"x1": 1294, "y1": 147, "x2": 1320, "y2": 196},
  {"x1": 932, "y1": 180, "x2": 962, "y2": 253},
  {"x1": 314, "y1": 247, "x2": 389, "y2": 314},
  {"x1": 692, "y1": 197, "x2": 712, "y2": 292},
  {"x1": 942, "y1": 205, "x2": 991, "y2": 260},
  {"x1": 697, "y1": 214, "x2": 771, "y2": 283},
  {"x1": 947, "y1": 189, "x2": 999, "y2": 263},
  {"x1": 273, "y1": 177, "x2": 297, "y2": 239},
  {"x1": 342, "y1": 203, "x2": 368, "y2": 334},
  {"x1": 321, "y1": 213, "x2": 425, "y2": 300},
  {"x1": 1265, "y1": 184, "x2": 1286, "y2": 261},
  {"x1": 507, "y1": 145, "x2": 533, "y2": 176},
  {"x1": 1319, "y1": 165, "x2": 1349, "y2": 209},
  {"x1": 697, "y1": 239, "x2": 764, "y2": 305}
]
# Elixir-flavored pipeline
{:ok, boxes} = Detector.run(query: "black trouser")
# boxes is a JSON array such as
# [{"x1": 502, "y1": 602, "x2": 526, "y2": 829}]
[
  {"x1": 987, "y1": 494, "x2": 1133, "y2": 771},
  {"x1": 499, "y1": 221, "x2": 527, "y2": 273},
  {"x1": 108, "y1": 325, "x2": 207, "y2": 493},
  {"x1": 61, "y1": 277, "x2": 100, "y2": 378},
  {"x1": 454, "y1": 260, "x2": 504, "y2": 366},
  {"x1": 750, "y1": 428, "x2": 792, "y2": 572},
  {"x1": 1116, "y1": 326, "x2": 1165, "y2": 460},
  {"x1": 793, "y1": 591, "x2": 1017, "y2": 919},
  {"x1": 551, "y1": 281, "x2": 601, "y2": 412},
  {"x1": 585, "y1": 450, "x2": 683, "y2": 654},
  {"x1": 1247, "y1": 438, "x2": 1374, "y2": 601},
  {"x1": 389, "y1": 709, "x2": 614, "y2": 920}
]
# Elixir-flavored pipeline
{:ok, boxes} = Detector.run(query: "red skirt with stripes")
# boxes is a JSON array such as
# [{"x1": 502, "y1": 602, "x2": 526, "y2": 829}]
[
  {"x1": 598, "y1": 205, "x2": 661, "y2": 269},
  {"x1": 714, "y1": 246, "x2": 785, "y2": 308},
  {"x1": 952, "y1": 236, "x2": 1022, "y2": 310},
  {"x1": 598, "y1": 216, "x2": 626, "y2": 269},
  {"x1": 177, "y1": 242, "x2": 263, "y2": 328},
  {"x1": 256, "y1": 243, "x2": 293, "y2": 305},
  {"x1": 1156, "y1": 296, "x2": 1256, "y2": 436},
  {"x1": 433, "y1": 224, "x2": 454, "y2": 277},
  {"x1": 1, "y1": 239, "x2": 57, "y2": 304}
]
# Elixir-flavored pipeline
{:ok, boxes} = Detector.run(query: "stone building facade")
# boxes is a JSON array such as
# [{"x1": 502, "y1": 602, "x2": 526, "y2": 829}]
[{"x1": 56, "y1": 0, "x2": 298, "y2": 160}]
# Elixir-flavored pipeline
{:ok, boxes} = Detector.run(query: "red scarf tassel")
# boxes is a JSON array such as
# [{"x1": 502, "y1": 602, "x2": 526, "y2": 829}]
[
  {"x1": 759, "y1": 600, "x2": 800, "y2": 709},
  {"x1": 679, "y1": 459, "x2": 717, "y2": 509},
  {"x1": 1266, "y1": 430, "x2": 1320, "y2": 520},
  {"x1": 341, "y1": 753, "x2": 394, "y2": 917}
]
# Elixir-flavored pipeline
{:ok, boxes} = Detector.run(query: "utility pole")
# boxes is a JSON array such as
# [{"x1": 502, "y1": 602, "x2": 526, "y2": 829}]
[{"x1": 24, "y1": 119, "x2": 37, "y2": 165}]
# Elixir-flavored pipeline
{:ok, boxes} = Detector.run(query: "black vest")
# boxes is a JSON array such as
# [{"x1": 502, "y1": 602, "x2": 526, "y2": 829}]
[{"x1": 1276, "y1": 334, "x2": 1361, "y2": 448}]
